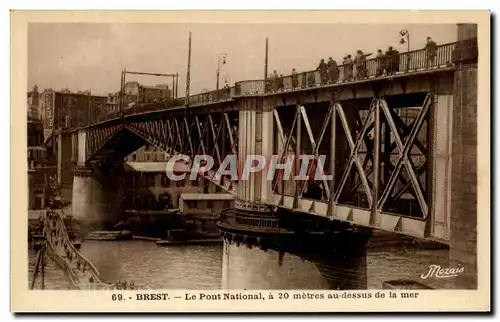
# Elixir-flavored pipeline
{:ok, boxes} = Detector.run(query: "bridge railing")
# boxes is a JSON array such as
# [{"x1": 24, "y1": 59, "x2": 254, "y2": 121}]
[
  {"x1": 234, "y1": 79, "x2": 266, "y2": 96},
  {"x1": 122, "y1": 98, "x2": 186, "y2": 116},
  {"x1": 77, "y1": 42, "x2": 457, "y2": 129},
  {"x1": 43, "y1": 210, "x2": 106, "y2": 288},
  {"x1": 187, "y1": 87, "x2": 235, "y2": 106},
  {"x1": 70, "y1": 98, "x2": 187, "y2": 129},
  {"x1": 235, "y1": 41, "x2": 458, "y2": 95},
  {"x1": 219, "y1": 208, "x2": 282, "y2": 230}
]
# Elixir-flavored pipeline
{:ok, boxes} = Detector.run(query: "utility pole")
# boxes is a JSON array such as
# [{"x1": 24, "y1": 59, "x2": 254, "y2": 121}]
[
  {"x1": 40, "y1": 242, "x2": 45, "y2": 290},
  {"x1": 216, "y1": 53, "x2": 227, "y2": 99},
  {"x1": 186, "y1": 31, "x2": 192, "y2": 104},
  {"x1": 264, "y1": 37, "x2": 269, "y2": 82},
  {"x1": 120, "y1": 68, "x2": 125, "y2": 123},
  {"x1": 171, "y1": 76, "x2": 175, "y2": 100},
  {"x1": 87, "y1": 90, "x2": 92, "y2": 129},
  {"x1": 175, "y1": 73, "x2": 179, "y2": 99}
]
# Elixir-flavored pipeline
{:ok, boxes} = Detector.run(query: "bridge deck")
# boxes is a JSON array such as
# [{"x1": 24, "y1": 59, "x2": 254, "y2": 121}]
[
  {"x1": 64, "y1": 41, "x2": 457, "y2": 131},
  {"x1": 62, "y1": 41, "x2": 459, "y2": 244},
  {"x1": 42, "y1": 210, "x2": 112, "y2": 290}
]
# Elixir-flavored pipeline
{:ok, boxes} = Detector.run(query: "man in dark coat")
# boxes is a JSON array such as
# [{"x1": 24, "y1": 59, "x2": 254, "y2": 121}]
[
  {"x1": 425, "y1": 36, "x2": 438, "y2": 69},
  {"x1": 375, "y1": 49, "x2": 385, "y2": 77},
  {"x1": 316, "y1": 59, "x2": 328, "y2": 85},
  {"x1": 265, "y1": 72, "x2": 273, "y2": 92},
  {"x1": 291, "y1": 68, "x2": 299, "y2": 88},
  {"x1": 278, "y1": 74, "x2": 285, "y2": 91},
  {"x1": 271, "y1": 70, "x2": 279, "y2": 92},
  {"x1": 343, "y1": 55, "x2": 354, "y2": 81},
  {"x1": 327, "y1": 57, "x2": 339, "y2": 84},
  {"x1": 354, "y1": 49, "x2": 369, "y2": 79},
  {"x1": 392, "y1": 48, "x2": 400, "y2": 74},
  {"x1": 307, "y1": 71, "x2": 316, "y2": 87},
  {"x1": 385, "y1": 46, "x2": 397, "y2": 75},
  {"x1": 223, "y1": 82, "x2": 231, "y2": 99}
]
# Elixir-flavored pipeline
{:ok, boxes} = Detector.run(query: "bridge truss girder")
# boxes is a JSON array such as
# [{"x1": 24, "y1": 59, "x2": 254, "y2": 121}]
[
  {"x1": 83, "y1": 109, "x2": 241, "y2": 194},
  {"x1": 271, "y1": 92, "x2": 434, "y2": 238}
]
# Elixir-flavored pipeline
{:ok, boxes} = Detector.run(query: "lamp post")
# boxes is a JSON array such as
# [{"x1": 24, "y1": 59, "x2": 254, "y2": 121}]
[
  {"x1": 399, "y1": 29, "x2": 410, "y2": 72},
  {"x1": 216, "y1": 53, "x2": 227, "y2": 98}
]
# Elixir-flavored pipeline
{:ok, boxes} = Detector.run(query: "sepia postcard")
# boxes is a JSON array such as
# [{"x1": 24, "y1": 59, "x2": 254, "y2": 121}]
[{"x1": 11, "y1": 10, "x2": 490, "y2": 312}]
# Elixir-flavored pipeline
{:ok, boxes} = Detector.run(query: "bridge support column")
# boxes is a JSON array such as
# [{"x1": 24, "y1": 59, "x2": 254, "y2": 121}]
[
  {"x1": 220, "y1": 239, "x2": 367, "y2": 290},
  {"x1": 221, "y1": 240, "x2": 230, "y2": 289},
  {"x1": 449, "y1": 23, "x2": 478, "y2": 289},
  {"x1": 260, "y1": 104, "x2": 274, "y2": 203},
  {"x1": 72, "y1": 167, "x2": 94, "y2": 226},
  {"x1": 55, "y1": 132, "x2": 74, "y2": 202},
  {"x1": 219, "y1": 97, "x2": 371, "y2": 290},
  {"x1": 72, "y1": 165, "x2": 124, "y2": 231},
  {"x1": 429, "y1": 88, "x2": 454, "y2": 241},
  {"x1": 236, "y1": 98, "x2": 273, "y2": 207}
]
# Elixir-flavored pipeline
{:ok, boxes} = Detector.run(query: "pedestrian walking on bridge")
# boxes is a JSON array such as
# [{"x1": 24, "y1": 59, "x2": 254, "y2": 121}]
[
  {"x1": 272, "y1": 70, "x2": 279, "y2": 92},
  {"x1": 316, "y1": 59, "x2": 328, "y2": 85},
  {"x1": 425, "y1": 36, "x2": 437, "y2": 69},
  {"x1": 385, "y1": 46, "x2": 400, "y2": 76},
  {"x1": 291, "y1": 68, "x2": 299, "y2": 89},
  {"x1": 354, "y1": 50, "x2": 371, "y2": 79},
  {"x1": 343, "y1": 55, "x2": 354, "y2": 82},
  {"x1": 327, "y1": 57, "x2": 339, "y2": 84},
  {"x1": 376, "y1": 49, "x2": 385, "y2": 77}
]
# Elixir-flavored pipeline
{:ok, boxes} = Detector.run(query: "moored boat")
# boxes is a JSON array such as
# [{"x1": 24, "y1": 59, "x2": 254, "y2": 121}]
[
  {"x1": 85, "y1": 230, "x2": 133, "y2": 241},
  {"x1": 155, "y1": 238, "x2": 223, "y2": 247},
  {"x1": 382, "y1": 279, "x2": 434, "y2": 289}
]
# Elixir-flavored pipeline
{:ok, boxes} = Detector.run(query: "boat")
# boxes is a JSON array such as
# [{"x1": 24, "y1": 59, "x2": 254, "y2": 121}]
[
  {"x1": 382, "y1": 279, "x2": 434, "y2": 290},
  {"x1": 31, "y1": 234, "x2": 44, "y2": 251},
  {"x1": 72, "y1": 239, "x2": 82, "y2": 249},
  {"x1": 154, "y1": 228, "x2": 223, "y2": 246},
  {"x1": 132, "y1": 236, "x2": 161, "y2": 242},
  {"x1": 155, "y1": 238, "x2": 223, "y2": 247},
  {"x1": 85, "y1": 230, "x2": 133, "y2": 241},
  {"x1": 30, "y1": 234, "x2": 82, "y2": 250}
]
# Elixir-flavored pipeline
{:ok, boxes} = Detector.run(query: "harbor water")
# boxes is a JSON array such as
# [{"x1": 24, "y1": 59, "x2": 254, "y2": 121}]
[{"x1": 29, "y1": 239, "x2": 450, "y2": 290}]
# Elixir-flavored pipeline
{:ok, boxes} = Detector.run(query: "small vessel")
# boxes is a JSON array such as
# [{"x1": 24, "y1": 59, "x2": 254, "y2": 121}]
[
  {"x1": 30, "y1": 234, "x2": 82, "y2": 249},
  {"x1": 31, "y1": 234, "x2": 44, "y2": 251},
  {"x1": 72, "y1": 239, "x2": 82, "y2": 249},
  {"x1": 67, "y1": 230, "x2": 83, "y2": 248},
  {"x1": 382, "y1": 279, "x2": 434, "y2": 290},
  {"x1": 155, "y1": 238, "x2": 223, "y2": 247},
  {"x1": 132, "y1": 236, "x2": 161, "y2": 242},
  {"x1": 154, "y1": 228, "x2": 223, "y2": 247},
  {"x1": 85, "y1": 230, "x2": 133, "y2": 241}
]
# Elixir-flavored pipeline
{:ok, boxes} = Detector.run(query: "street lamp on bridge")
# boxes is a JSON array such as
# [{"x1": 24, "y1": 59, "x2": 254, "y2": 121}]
[
  {"x1": 216, "y1": 53, "x2": 227, "y2": 98},
  {"x1": 399, "y1": 29, "x2": 411, "y2": 72}
]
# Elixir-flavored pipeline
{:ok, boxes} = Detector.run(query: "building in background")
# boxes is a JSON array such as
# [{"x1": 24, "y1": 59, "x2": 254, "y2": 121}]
[
  {"x1": 106, "y1": 92, "x2": 120, "y2": 115},
  {"x1": 123, "y1": 81, "x2": 172, "y2": 108},
  {"x1": 27, "y1": 84, "x2": 41, "y2": 121},
  {"x1": 27, "y1": 98, "x2": 57, "y2": 212},
  {"x1": 39, "y1": 88, "x2": 108, "y2": 136},
  {"x1": 140, "y1": 83, "x2": 171, "y2": 104}
]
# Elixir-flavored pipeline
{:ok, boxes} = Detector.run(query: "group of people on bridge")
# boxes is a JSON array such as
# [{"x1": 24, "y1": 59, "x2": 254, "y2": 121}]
[
  {"x1": 44, "y1": 211, "x2": 89, "y2": 273},
  {"x1": 43, "y1": 211, "x2": 137, "y2": 290},
  {"x1": 266, "y1": 36, "x2": 438, "y2": 92}
]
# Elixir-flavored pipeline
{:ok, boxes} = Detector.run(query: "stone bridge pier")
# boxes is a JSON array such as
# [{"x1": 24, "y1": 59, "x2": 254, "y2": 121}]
[
  {"x1": 72, "y1": 165, "x2": 125, "y2": 231},
  {"x1": 219, "y1": 97, "x2": 370, "y2": 290},
  {"x1": 70, "y1": 128, "x2": 126, "y2": 231},
  {"x1": 448, "y1": 23, "x2": 478, "y2": 289}
]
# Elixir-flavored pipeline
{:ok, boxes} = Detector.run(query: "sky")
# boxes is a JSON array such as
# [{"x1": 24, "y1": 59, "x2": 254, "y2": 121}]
[{"x1": 28, "y1": 23, "x2": 458, "y2": 97}]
